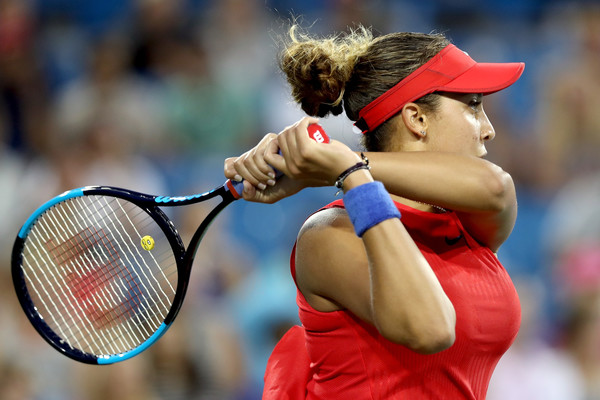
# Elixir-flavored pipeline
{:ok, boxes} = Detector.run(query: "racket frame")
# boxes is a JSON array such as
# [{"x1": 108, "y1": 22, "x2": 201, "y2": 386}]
[
  {"x1": 12, "y1": 181, "x2": 242, "y2": 364},
  {"x1": 12, "y1": 123, "x2": 328, "y2": 364}
]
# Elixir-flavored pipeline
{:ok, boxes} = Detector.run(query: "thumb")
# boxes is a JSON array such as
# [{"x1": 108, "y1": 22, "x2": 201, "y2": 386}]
[{"x1": 242, "y1": 180, "x2": 257, "y2": 201}]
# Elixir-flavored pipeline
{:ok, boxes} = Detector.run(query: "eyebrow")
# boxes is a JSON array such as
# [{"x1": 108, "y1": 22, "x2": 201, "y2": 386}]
[{"x1": 467, "y1": 93, "x2": 484, "y2": 104}]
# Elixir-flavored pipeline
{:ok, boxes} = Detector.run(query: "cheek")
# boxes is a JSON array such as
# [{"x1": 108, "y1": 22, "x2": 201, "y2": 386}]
[
  {"x1": 459, "y1": 116, "x2": 483, "y2": 150},
  {"x1": 465, "y1": 113, "x2": 481, "y2": 137},
  {"x1": 432, "y1": 117, "x2": 480, "y2": 154}
]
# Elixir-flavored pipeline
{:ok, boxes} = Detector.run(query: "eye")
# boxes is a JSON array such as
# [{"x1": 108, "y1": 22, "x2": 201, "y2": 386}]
[{"x1": 469, "y1": 95, "x2": 483, "y2": 111}]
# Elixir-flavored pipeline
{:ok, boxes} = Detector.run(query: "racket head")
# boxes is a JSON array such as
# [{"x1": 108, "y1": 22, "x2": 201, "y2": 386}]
[{"x1": 12, "y1": 186, "x2": 185, "y2": 364}]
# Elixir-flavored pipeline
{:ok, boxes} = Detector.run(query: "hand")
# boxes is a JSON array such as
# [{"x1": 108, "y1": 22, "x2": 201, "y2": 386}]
[
  {"x1": 267, "y1": 117, "x2": 361, "y2": 183},
  {"x1": 224, "y1": 117, "x2": 361, "y2": 203},
  {"x1": 224, "y1": 132, "x2": 278, "y2": 189}
]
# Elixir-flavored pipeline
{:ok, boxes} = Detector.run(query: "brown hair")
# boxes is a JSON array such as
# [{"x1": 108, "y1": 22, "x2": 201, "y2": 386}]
[{"x1": 279, "y1": 25, "x2": 450, "y2": 151}]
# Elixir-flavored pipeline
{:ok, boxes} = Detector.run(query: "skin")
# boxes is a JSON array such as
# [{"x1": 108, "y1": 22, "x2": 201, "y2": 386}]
[{"x1": 223, "y1": 93, "x2": 517, "y2": 354}]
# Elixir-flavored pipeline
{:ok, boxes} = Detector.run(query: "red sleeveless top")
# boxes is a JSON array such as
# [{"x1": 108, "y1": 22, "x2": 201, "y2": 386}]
[{"x1": 264, "y1": 200, "x2": 520, "y2": 400}]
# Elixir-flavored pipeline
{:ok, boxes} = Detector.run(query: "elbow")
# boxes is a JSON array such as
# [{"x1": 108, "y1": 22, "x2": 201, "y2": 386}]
[
  {"x1": 481, "y1": 164, "x2": 516, "y2": 213},
  {"x1": 407, "y1": 327, "x2": 456, "y2": 355},
  {"x1": 376, "y1": 314, "x2": 456, "y2": 355}
]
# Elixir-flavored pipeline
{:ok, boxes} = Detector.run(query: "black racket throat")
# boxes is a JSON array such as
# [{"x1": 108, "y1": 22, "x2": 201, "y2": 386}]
[{"x1": 164, "y1": 186, "x2": 236, "y2": 326}]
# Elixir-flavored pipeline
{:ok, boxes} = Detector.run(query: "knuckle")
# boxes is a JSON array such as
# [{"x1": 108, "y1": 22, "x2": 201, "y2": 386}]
[
  {"x1": 251, "y1": 151, "x2": 263, "y2": 163},
  {"x1": 242, "y1": 155, "x2": 253, "y2": 167},
  {"x1": 261, "y1": 133, "x2": 275, "y2": 144}
]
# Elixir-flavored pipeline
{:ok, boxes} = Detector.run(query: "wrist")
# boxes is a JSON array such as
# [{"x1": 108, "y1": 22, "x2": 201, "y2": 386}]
[
  {"x1": 341, "y1": 169, "x2": 374, "y2": 192},
  {"x1": 335, "y1": 152, "x2": 372, "y2": 193},
  {"x1": 343, "y1": 181, "x2": 402, "y2": 237}
]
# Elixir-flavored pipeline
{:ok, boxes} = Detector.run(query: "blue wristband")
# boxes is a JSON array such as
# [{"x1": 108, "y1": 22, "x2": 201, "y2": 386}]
[{"x1": 343, "y1": 181, "x2": 401, "y2": 237}]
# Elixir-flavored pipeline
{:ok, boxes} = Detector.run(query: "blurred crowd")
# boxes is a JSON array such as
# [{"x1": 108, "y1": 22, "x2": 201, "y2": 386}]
[{"x1": 0, "y1": 0, "x2": 600, "y2": 399}]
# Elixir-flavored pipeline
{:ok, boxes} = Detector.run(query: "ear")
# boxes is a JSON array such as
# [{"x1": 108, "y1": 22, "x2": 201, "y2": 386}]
[{"x1": 400, "y1": 103, "x2": 428, "y2": 139}]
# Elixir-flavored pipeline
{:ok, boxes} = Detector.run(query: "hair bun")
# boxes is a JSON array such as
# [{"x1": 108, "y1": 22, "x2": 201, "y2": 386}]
[{"x1": 279, "y1": 25, "x2": 371, "y2": 118}]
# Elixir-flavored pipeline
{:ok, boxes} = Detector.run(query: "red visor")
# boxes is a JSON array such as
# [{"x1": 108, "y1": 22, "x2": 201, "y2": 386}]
[{"x1": 355, "y1": 44, "x2": 525, "y2": 133}]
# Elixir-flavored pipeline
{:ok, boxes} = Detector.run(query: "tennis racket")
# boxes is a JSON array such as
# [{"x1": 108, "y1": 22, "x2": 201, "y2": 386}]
[{"x1": 11, "y1": 124, "x2": 329, "y2": 365}]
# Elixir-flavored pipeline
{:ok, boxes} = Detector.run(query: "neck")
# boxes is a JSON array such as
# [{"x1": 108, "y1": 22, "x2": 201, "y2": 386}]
[{"x1": 390, "y1": 194, "x2": 447, "y2": 213}]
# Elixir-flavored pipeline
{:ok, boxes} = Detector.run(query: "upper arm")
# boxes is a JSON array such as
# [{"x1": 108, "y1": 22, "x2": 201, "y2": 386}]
[
  {"x1": 364, "y1": 151, "x2": 518, "y2": 251},
  {"x1": 294, "y1": 208, "x2": 375, "y2": 324},
  {"x1": 294, "y1": 207, "x2": 456, "y2": 353}
]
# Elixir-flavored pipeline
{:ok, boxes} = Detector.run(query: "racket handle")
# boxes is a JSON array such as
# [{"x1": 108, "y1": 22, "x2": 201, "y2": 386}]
[
  {"x1": 307, "y1": 123, "x2": 330, "y2": 144},
  {"x1": 227, "y1": 124, "x2": 330, "y2": 198},
  {"x1": 226, "y1": 179, "x2": 245, "y2": 199},
  {"x1": 273, "y1": 123, "x2": 330, "y2": 178}
]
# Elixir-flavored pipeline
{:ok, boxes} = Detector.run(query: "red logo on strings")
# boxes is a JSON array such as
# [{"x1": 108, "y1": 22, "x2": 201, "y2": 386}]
[{"x1": 45, "y1": 227, "x2": 143, "y2": 330}]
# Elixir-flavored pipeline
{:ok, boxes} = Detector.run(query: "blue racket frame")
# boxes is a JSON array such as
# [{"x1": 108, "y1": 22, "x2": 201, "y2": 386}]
[{"x1": 12, "y1": 180, "x2": 244, "y2": 364}]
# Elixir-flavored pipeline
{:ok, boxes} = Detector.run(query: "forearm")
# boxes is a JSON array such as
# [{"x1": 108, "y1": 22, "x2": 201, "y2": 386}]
[
  {"x1": 342, "y1": 169, "x2": 456, "y2": 353},
  {"x1": 363, "y1": 151, "x2": 515, "y2": 213},
  {"x1": 363, "y1": 221, "x2": 456, "y2": 353}
]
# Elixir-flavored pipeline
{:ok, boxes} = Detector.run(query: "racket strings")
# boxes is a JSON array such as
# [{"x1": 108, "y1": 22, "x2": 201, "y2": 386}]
[
  {"x1": 65, "y1": 196, "x2": 174, "y2": 350},
  {"x1": 91, "y1": 197, "x2": 173, "y2": 312},
  {"x1": 80, "y1": 198, "x2": 169, "y2": 351},
  {"x1": 28, "y1": 202, "x2": 150, "y2": 355},
  {"x1": 28, "y1": 216, "x2": 112, "y2": 350},
  {"x1": 20, "y1": 195, "x2": 179, "y2": 357},
  {"x1": 32, "y1": 197, "x2": 169, "y2": 354}
]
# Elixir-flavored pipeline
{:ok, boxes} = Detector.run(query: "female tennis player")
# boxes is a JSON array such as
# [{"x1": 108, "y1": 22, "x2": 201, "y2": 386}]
[{"x1": 224, "y1": 26, "x2": 524, "y2": 399}]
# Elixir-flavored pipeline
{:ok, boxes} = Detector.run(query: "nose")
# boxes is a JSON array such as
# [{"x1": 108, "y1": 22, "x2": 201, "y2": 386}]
[{"x1": 480, "y1": 111, "x2": 495, "y2": 142}]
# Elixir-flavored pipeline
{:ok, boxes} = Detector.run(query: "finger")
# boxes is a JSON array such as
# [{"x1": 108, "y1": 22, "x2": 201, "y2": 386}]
[
  {"x1": 294, "y1": 117, "x2": 321, "y2": 154},
  {"x1": 252, "y1": 141, "x2": 280, "y2": 182},
  {"x1": 224, "y1": 157, "x2": 243, "y2": 182},
  {"x1": 265, "y1": 138, "x2": 287, "y2": 175},
  {"x1": 263, "y1": 136, "x2": 283, "y2": 180},
  {"x1": 253, "y1": 133, "x2": 279, "y2": 179},
  {"x1": 242, "y1": 151, "x2": 274, "y2": 189},
  {"x1": 232, "y1": 153, "x2": 263, "y2": 187},
  {"x1": 294, "y1": 117, "x2": 320, "y2": 146},
  {"x1": 239, "y1": 134, "x2": 279, "y2": 185},
  {"x1": 277, "y1": 125, "x2": 302, "y2": 176},
  {"x1": 242, "y1": 180, "x2": 257, "y2": 200},
  {"x1": 298, "y1": 116, "x2": 320, "y2": 130}
]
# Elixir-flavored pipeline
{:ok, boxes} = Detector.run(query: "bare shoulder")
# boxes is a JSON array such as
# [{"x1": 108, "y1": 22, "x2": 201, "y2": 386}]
[
  {"x1": 298, "y1": 207, "x2": 353, "y2": 238},
  {"x1": 297, "y1": 207, "x2": 359, "y2": 269},
  {"x1": 295, "y1": 207, "x2": 370, "y2": 314}
]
